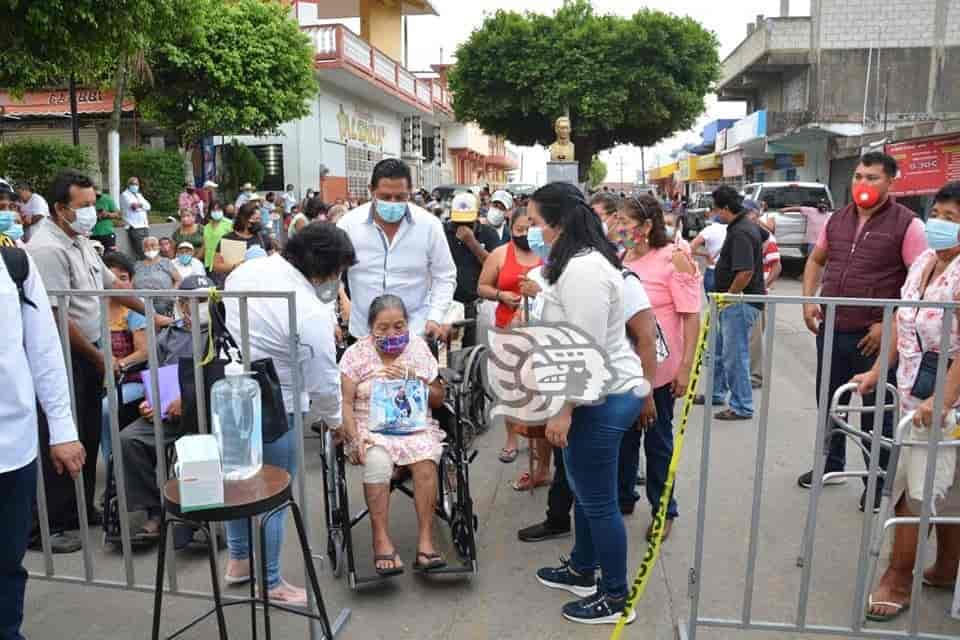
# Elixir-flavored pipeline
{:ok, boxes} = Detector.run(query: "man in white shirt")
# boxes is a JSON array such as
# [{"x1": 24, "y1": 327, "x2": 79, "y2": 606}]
[
  {"x1": 690, "y1": 218, "x2": 727, "y2": 293},
  {"x1": 15, "y1": 181, "x2": 49, "y2": 242},
  {"x1": 337, "y1": 159, "x2": 456, "y2": 341},
  {"x1": 28, "y1": 170, "x2": 154, "y2": 553},
  {"x1": 234, "y1": 182, "x2": 256, "y2": 210},
  {"x1": 0, "y1": 245, "x2": 83, "y2": 636},
  {"x1": 174, "y1": 241, "x2": 206, "y2": 279},
  {"x1": 119, "y1": 176, "x2": 151, "y2": 259},
  {"x1": 282, "y1": 183, "x2": 298, "y2": 215}
]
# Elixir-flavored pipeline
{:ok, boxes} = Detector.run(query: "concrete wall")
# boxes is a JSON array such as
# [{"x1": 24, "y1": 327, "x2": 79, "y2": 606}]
[
  {"x1": 817, "y1": 0, "x2": 938, "y2": 49},
  {"x1": 938, "y1": 48, "x2": 960, "y2": 112},
  {"x1": 816, "y1": 47, "x2": 932, "y2": 119},
  {"x1": 782, "y1": 70, "x2": 807, "y2": 112}
]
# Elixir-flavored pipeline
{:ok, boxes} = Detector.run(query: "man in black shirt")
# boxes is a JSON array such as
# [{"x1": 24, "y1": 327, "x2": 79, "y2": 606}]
[
  {"x1": 700, "y1": 185, "x2": 765, "y2": 420},
  {"x1": 444, "y1": 192, "x2": 499, "y2": 347}
]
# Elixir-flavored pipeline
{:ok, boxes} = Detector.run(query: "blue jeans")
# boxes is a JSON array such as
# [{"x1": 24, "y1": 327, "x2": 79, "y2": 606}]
[
  {"x1": 564, "y1": 390, "x2": 645, "y2": 599},
  {"x1": 711, "y1": 303, "x2": 760, "y2": 416},
  {"x1": 100, "y1": 382, "x2": 145, "y2": 462},
  {"x1": 0, "y1": 459, "x2": 37, "y2": 640},
  {"x1": 225, "y1": 418, "x2": 298, "y2": 590},
  {"x1": 618, "y1": 384, "x2": 679, "y2": 519},
  {"x1": 703, "y1": 268, "x2": 715, "y2": 294}
]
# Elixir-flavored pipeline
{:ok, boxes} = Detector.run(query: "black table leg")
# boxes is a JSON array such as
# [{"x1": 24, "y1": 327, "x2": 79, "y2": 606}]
[
  {"x1": 246, "y1": 516, "x2": 257, "y2": 640},
  {"x1": 203, "y1": 522, "x2": 229, "y2": 640},
  {"x1": 288, "y1": 501, "x2": 334, "y2": 639},
  {"x1": 260, "y1": 514, "x2": 272, "y2": 640},
  {"x1": 151, "y1": 508, "x2": 169, "y2": 640}
]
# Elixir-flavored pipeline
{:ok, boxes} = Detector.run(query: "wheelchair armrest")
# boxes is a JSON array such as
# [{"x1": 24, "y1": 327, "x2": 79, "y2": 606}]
[{"x1": 438, "y1": 367, "x2": 463, "y2": 385}]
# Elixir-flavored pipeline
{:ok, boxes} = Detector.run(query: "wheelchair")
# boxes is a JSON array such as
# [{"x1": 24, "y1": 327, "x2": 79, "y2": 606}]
[{"x1": 317, "y1": 320, "x2": 486, "y2": 588}]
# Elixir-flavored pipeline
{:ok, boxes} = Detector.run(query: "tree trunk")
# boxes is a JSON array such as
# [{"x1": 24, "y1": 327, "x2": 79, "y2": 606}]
[
  {"x1": 573, "y1": 136, "x2": 595, "y2": 184},
  {"x1": 109, "y1": 62, "x2": 129, "y2": 201},
  {"x1": 69, "y1": 76, "x2": 80, "y2": 146},
  {"x1": 180, "y1": 144, "x2": 195, "y2": 187}
]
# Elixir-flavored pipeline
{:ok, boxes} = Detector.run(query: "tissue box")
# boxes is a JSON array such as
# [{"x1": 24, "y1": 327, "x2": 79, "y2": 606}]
[{"x1": 174, "y1": 435, "x2": 224, "y2": 512}]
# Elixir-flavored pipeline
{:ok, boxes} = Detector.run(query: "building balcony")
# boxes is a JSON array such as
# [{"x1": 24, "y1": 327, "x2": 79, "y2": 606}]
[
  {"x1": 718, "y1": 16, "x2": 811, "y2": 101},
  {"x1": 294, "y1": 0, "x2": 436, "y2": 22},
  {"x1": 309, "y1": 23, "x2": 438, "y2": 116},
  {"x1": 485, "y1": 153, "x2": 519, "y2": 170}
]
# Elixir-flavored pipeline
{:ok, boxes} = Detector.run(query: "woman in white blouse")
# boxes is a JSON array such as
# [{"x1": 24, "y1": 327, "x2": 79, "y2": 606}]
[{"x1": 528, "y1": 182, "x2": 649, "y2": 625}]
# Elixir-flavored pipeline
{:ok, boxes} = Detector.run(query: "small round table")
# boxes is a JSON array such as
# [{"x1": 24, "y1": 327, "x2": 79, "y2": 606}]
[{"x1": 151, "y1": 465, "x2": 333, "y2": 640}]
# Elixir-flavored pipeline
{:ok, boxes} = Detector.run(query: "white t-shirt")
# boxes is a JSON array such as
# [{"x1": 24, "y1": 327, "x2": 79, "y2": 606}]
[
  {"x1": 698, "y1": 223, "x2": 728, "y2": 267},
  {"x1": 622, "y1": 272, "x2": 652, "y2": 321},
  {"x1": 174, "y1": 257, "x2": 206, "y2": 280}
]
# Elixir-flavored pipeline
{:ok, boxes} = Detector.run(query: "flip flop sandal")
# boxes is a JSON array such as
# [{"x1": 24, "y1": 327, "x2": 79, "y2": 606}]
[
  {"x1": 224, "y1": 572, "x2": 252, "y2": 585},
  {"x1": 511, "y1": 472, "x2": 550, "y2": 492},
  {"x1": 714, "y1": 409, "x2": 752, "y2": 421},
  {"x1": 865, "y1": 594, "x2": 910, "y2": 622},
  {"x1": 922, "y1": 575, "x2": 956, "y2": 589},
  {"x1": 499, "y1": 448, "x2": 519, "y2": 463},
  {"x1": 414, "y1": 551, "x2": 447, "y2": 573},
  {"x1": 374, "y1": 552, "x2": 405, "y2": 577}
]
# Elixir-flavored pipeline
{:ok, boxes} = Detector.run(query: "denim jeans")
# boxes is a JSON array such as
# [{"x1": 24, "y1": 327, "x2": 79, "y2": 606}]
[
  {"x1": 815, "y1": 328, "x2": 895, "y2": 486},
  {"x1": 618, "y1": 384, "x2": 679, "y2": 520},
  {"x1": 0, "y1": 459, "x2": 36, "y2": 640},
  {"x1": 100, "y1": 382, "x2": 145, "y2": 463},
  {"x1": 564, "y1": 390, "x2": 645, "y2": 599},
  {"x1": 703, "y1": 268, "x2": 716, "y2": 294},
  {"x1": 711, "y1": 303, "x2": 760, "y2": 416},
  {"x1": 225, "y1": 417, "x2": 298, "y2": 590}
]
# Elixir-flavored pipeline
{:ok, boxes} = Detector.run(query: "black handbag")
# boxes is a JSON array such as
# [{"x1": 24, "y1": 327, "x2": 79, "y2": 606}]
[
  {"x1": 194, "y1": 298, "x2": 291, "y2": 442},
  {"x1": 909, "y1": 267, "x2": 953, "y2": 400}
]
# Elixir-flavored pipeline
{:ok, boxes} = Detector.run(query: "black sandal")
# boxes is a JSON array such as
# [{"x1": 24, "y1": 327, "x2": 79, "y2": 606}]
[
  {"x1": 374, "y1": 552, "x2": 404, "y2": 577},
  {"x1": 414, "y1": 550, "x2": 447, "y2": 573}
]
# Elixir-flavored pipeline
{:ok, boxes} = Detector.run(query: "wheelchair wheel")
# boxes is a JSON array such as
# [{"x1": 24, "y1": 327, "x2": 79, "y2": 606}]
[
  {"x1": 451, "y1": 516, "x2": 472, "y2": 559},
  {"x1": 440, "y1": 453, "x2": 458, "y2": 522},
  {"x1": 327, "y1": 529, "x2": 346, "y2": 579}
]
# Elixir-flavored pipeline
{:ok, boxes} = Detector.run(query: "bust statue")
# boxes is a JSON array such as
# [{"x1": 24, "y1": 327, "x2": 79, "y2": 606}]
[{"x1": 548, "y1": 116, "x2": 575, "y2": 162}]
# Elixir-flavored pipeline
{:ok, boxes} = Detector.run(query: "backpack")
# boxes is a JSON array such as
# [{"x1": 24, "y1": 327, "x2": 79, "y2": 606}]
[
  {"x1": 622, "y1": 268, "x2": 669, "y2": 363},
  {"x1": 1, "y1": 246, "x2": 36, "y2": 309}
]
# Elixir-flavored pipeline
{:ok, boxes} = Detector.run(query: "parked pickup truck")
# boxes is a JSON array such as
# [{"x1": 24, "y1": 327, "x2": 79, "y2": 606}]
[
  {"x1": 680, "y1": 191, "x2": 714, "y2": 239},
  {"x1": 741, "y1": 182, "x2": 834, "y2": 257}
]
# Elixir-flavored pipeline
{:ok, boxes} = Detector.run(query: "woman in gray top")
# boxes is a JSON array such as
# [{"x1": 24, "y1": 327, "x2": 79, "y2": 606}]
[{"x1": 134, "y1": 236, "x2": 181, "y2": 316}]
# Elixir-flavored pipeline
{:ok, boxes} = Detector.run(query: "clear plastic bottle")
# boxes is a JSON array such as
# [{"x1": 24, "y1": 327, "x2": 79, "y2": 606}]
[{"x1": 210, "y1": 361, "x2": 263, "y2": 480}]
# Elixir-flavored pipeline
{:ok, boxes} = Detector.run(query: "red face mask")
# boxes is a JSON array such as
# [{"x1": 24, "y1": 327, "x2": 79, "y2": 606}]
[{"x1": 852, "y1": 182, "x2": 882, "y2": 209}]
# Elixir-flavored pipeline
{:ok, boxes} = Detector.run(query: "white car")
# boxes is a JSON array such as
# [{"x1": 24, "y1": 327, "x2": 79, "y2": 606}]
[{"x1": 741, "y1": 182, "x2": 834, "y2": 257}]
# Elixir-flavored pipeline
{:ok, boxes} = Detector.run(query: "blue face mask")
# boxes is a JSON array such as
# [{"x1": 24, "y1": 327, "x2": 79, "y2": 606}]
[
  {"x1": 4, "y1": 223, "x2": 23, "y2": 242},
  {"x1": 177, "y1": 253, "x2": 193, "y2": 266},
  {"x1": 376, "y1": 200, "x2": 407, "y2": 223},
  {"x1": 128, "y1": 184, "x2": 139, "y2": 194},
  {"x1": 527, "y1": 226, "x2": 551, "y2": 260},
  {"x1": 925, "y1": 217, "x2": 960, "y2": 251},
  {"x1": 0, "y1": 211, "x2": 13, "y2": 232}
]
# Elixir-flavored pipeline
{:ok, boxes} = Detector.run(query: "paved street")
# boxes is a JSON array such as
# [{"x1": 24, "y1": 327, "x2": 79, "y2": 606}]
[{"x1": 22, "y1": 261, "x2": 960, "y2": 639}]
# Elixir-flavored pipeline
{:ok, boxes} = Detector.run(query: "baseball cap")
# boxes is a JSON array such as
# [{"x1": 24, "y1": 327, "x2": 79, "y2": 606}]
[
  {"x1": 241, "y1": 182, "x2": 255, "y2": 191},
  {"x1": 491, "y1": 190, "x2": 514, "y2": 210},
  {"x1": 179, "y1": 274, "x2": 213, "y2": 290},
  {"x1": 177, "y1": 241, "x2": 195, "y2": 251},
  {"x1": 450, "y1": 192, "x2": 479, "y2": 224}
]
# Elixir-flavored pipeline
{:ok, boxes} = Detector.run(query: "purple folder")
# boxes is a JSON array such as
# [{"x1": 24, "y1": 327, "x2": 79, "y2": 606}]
[{"x1": 141, "y1": 364, "x2": 180, "y2": 419}]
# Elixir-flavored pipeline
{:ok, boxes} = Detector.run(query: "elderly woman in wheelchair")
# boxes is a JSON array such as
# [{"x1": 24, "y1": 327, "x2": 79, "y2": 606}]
[{"x1": 338, "y1": 294, "x2": 448, "y2": 576}]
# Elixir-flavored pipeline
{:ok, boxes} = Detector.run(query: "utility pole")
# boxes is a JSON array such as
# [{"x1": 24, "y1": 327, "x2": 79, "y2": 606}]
[
  {"x1": 640, "y1": 147, "x2": 646, "y2": 183},
  {"x1": 617, "y1": 155, "x2": 626, "y2": 190},
  {"x1": 404, "y1": 17, "x2": 409, "y2": 68}
]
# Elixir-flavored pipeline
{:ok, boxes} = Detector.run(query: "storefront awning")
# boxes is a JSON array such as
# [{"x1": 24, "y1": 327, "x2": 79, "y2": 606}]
[
  {"x1": 649, "y1": 162, "x2": 679, "y2": 181},
  {"x1": 0, "y1": 89, "x2": 134, "y2": 118}
]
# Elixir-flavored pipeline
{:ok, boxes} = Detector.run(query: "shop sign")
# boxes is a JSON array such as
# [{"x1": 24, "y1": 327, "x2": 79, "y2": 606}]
[
  {"x1": 337, "y1": 104, "x2": 386, "y2": 149},
  {"x1": 698, "y1": 153, "x2": 720, "y2": 170},
  {"x1": 886, "y1": 134, "x2": 960, "y2": 196},
  {"x1": 715, "y1": 129, "x2": 728, "y2": 153},
  {"x1": 722, "y1": 150, "x2": 744, "y2": 178},
  {"x1": 725, "y1": 110, "x2": 767, "y2": 150}
]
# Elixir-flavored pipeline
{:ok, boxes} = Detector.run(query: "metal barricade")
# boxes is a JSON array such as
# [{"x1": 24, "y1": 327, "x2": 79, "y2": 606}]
[
  {"x1": 680, "y1": 293, "x2": 960, "y2": 640},
  {"x1": 33, "y1": 288, "x2": 349, "y2": 639}
]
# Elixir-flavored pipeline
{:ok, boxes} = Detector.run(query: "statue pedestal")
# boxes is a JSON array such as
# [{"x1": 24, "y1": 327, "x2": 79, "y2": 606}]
[{"x1": 546, "y1": 161, "x2": 580, "y2": 185}]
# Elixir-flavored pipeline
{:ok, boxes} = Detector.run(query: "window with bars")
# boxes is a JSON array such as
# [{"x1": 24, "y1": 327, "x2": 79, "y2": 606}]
[{"x1": 346, "y1": 144, "x2": 382, "y2": 199}]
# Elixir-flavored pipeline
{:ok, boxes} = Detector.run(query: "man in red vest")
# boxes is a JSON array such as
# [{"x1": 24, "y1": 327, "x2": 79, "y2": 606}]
[{"x1": 798, "y1": 152, "x2": 927, "y2": 512}]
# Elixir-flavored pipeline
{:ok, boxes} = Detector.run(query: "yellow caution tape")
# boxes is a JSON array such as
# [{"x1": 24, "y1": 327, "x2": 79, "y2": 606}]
[{"x1": 610, "y1": 294, "x2": 726, "y2": 639}]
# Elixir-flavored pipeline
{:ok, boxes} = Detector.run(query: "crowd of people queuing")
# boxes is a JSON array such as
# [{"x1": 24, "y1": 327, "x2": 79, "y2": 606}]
[{"x1": 2, "y1": 149, "x2": 960, "y2": 636}]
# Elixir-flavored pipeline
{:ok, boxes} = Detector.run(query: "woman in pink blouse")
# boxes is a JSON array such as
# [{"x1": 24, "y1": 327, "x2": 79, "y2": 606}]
[{"x1": 616, "y1": 194, "x2": 702, "y2": 541}]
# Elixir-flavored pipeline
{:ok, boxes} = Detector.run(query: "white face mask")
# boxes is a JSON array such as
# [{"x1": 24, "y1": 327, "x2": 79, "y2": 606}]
[
  {"x1": 144, "y1": 249, "x2": 160, "y2": 260},
  {"x1": 69, "y1": 205, "x2": 98, "y2": 236},
  {"x1": 487, "y1": 208, "x2": 506, "y2": 227}
]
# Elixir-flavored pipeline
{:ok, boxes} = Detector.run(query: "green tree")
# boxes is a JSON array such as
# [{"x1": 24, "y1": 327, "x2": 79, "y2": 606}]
[
  {"x1": 0, "y1": 140, "x2": 91, "y2": 198},
  {"x1": 220, "y1": 142, "x2": 265, "y2": 203},
  {"x1": 136, "y1": 0, "x2": 317, "y2": 179},
  {"x1": 120, "y1": 148, "x2": 186, "y2": 213},
  {"x1": 588, "y1": 156, "x2": 608, "y2": 186},
  {"x1": 448, "y1": 0, "x2": 720, "y2": 180}
]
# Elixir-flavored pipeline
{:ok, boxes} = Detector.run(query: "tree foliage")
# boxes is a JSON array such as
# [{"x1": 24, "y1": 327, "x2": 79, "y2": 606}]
[
  {"x1": 120, "y1": 148, "x2": 187, "y2": 213},
  {"x1": 588, "y1": 157, "x2": 608, "y2": 186},
  {"x1": 0, "y1": 140, "x2": 91, "y2": 198},
  {"x1": 220, "y1": 142, "x2": 265, "y2": 202},
  {"x1": 448, "y1": 0, "x2": 720, "y2": 179},
  {"x1": 136, "y1": 0, "x2": 317, "y2": 146}
]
